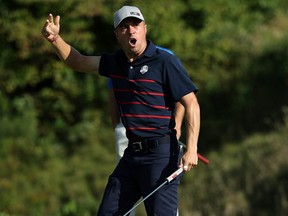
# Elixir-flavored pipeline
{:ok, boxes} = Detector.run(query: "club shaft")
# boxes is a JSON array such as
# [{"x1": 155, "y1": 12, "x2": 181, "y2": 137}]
[
  {"x1": 122, "y1": 147, "x2": 209, "y2": 215},
  {"x1": 123, "y1": 180, "x2": 168, "y2": 216}
]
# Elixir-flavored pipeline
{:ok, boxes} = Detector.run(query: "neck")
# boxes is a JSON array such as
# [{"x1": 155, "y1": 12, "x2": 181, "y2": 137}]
[{"x1": 126, "y1": 41, "x2": 147, "y2": 63}]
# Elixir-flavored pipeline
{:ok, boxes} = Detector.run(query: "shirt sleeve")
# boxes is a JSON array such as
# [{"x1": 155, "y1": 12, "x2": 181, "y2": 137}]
[
  {"x1": 99, "y1": 53, "x2": 111, "y2": 78},
  {"x1": 164, "y1": 55, "x2": 198, "y2": 102},
  {"x1": 107, "y1": 78, "x2": 113, "y2": 89}
]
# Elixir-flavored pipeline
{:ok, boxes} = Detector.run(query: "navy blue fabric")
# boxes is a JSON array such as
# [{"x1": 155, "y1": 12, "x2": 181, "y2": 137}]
[
  {"x1": 97, "y1": 137, "x2": 181, "y2": 216},
  {"x1": 99, "y1": 40, "x2": 198, "y2": 139},
  {"x1": 107, "y1": 46, "x2": 173, "y2": 90},
  {"x1": 107, "y1": 78, "x2": 113, "y2": 89}
]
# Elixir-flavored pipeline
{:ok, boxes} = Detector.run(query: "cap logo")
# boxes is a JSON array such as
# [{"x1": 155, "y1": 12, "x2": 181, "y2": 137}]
[{"x1": 130, "y1": 12, "x2": 140, "y2": 16}]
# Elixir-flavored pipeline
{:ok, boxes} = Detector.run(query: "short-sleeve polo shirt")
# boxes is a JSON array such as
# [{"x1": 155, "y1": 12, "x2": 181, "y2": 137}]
[{"x1": 99, "y1": 40, "x2": 198, "y2": 139}]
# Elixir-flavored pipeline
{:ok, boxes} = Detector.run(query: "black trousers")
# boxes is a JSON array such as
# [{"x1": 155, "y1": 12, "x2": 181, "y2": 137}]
[{"x1": 97, "y1": 137, "x2": 181, "y2": 216}]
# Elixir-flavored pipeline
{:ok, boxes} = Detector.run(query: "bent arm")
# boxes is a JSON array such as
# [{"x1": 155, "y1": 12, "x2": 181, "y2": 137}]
[
  {"x1": 179, "y1": 92, "x2": 200, "y2": 171},
  {"x1": 51, "y1": 35, "x2": 100, "y2": 74},
  {"x1": 42, "y1": 14, "x2": 100, "y2": 74}
]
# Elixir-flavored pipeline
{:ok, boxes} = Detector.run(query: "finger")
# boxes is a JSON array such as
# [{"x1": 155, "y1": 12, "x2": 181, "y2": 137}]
[
  {"x1": 48, "y1": 13, "x2": 53, "y2": 23},
  {"x1": 55, "y1": 15, "x2": 60, "y2": 27},
  {"x1": 42, "y1": 22, "x2": 53, "y2": 35},
  {"x1": 41, "y1": 24, "x2": 49, "y2": 36},
  {"x1": 191, "y1": 161, "x2": 198, "y2": 169},
  {"x1": 179, "y1": 158, "x2": 184, "y2": 168},
  {"x1": 42, "y1": 30, "x2": 49, "y2": 37},
  {"x1": 43, "y1": 19, "x2": 49, "y2": 28}
]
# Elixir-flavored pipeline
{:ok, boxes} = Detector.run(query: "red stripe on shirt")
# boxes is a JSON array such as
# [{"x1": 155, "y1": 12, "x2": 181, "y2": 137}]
[
  {"x1": 127, "y1": 126, "x2": 157, "y2": 131},
  {"x1": 117, "y1": 101, "x2": 169, "y2": 110},
  {"x1": 130, "y1": 79, "x2": 155, "y2": 83},
  {"x1": 122, "y1": 114, "x2": 171, "y2": 119},
  {"x1": 114, "y1": 88, "x2": 166, "y2": 96},
  {"x1": 110, "y1": 75, "x2": 155, "y2": 83}
]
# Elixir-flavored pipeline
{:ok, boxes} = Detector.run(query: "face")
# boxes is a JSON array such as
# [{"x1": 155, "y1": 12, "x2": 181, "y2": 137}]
[{"x1": 115, "y1": 17, "x2": 147, "y2": 61}]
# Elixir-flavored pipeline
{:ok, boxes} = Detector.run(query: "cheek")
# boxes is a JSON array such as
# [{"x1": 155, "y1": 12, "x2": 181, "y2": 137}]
[
  {"x1": 115, "y1": 33, "x2": 123, "y2": 43},
  {"x1": 116, "y1": 37, "x2": 127, "y2": 47},
  {"x1": 116, "y1": 35, "x2": 124, "y2": 43}
]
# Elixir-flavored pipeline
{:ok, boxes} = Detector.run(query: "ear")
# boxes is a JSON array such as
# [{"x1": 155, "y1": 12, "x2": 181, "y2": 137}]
[{"x1": 114, "y1": 30, "x2": 119, "y2": 41}]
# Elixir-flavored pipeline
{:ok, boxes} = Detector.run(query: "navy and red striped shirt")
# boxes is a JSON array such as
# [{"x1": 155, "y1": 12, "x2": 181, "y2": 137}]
[{"x1": 99, "y1": 40, "x2": 198, "y2": 139}]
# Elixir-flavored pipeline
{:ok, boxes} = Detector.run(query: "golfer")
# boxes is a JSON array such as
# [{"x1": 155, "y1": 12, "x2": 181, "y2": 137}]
[{"x1": 41, "y1": 5, "x2": 200, "y2": 216}]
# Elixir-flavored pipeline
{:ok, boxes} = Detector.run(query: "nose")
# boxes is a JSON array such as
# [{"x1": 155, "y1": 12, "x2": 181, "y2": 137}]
[{"x1": 127, "y1": 25, "x2": 136, "y2": 34}]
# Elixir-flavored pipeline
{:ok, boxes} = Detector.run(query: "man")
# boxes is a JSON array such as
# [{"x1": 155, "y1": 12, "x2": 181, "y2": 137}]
[
  {"x1": 108, "y1": 47, "x2": 184, "y2": 216},
  {"x1": 41, "y1": 5, "x2": 200, "y2": 216},
  {"x1": 108, "y1": 47, "x2": 184, "y2": 161}
]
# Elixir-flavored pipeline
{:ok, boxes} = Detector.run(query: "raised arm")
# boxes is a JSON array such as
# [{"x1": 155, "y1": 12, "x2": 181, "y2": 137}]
[
  {"x1": 41, "y1": 14, "x2": 100, "y2": 74},
  {"x1": 178, "y1": 92, "x2": 200, "y2": 173}
]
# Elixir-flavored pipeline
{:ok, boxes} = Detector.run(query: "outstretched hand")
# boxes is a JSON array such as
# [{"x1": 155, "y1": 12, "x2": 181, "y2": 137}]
[{"x1": 41, "y1": 14, "x2": 60, "y2": 42}]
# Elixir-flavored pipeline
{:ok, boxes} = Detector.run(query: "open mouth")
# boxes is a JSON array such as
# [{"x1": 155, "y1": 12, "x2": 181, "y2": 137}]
[{"x1": 129, "y1": 38, "x2": 137, "y2": 46}]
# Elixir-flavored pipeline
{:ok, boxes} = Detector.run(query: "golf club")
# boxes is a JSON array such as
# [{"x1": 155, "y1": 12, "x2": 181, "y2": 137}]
[
  {"x1": 179, "y1": 141, "x2": 209, "y2": 164},
  {"x1": 123, "y1": 150, "x2": 209, "y2": 216}
]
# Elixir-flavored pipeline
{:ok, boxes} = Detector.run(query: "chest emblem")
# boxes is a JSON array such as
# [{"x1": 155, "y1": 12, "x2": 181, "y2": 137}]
[{"x1": 140, "y1": 65, "x2": 149, "y2": 74}]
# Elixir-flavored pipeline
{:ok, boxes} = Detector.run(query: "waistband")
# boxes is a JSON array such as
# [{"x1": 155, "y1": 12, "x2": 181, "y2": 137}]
[{"x1": 128, "y1": 135, "x2": 174, "y2": 153}]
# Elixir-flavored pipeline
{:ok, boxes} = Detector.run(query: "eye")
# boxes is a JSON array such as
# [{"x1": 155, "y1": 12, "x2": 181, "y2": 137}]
[
  {"x1": 120, "y1": 24, "x2": 128, "y2": 30},
  {"x1": 132, "y1": 21, "x2": 142, "y2": 27}
]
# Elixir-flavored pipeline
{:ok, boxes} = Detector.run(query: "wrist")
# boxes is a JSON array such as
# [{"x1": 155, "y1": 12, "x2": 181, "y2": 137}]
[
  {"x1": 47, "y1": 34, "x2": 59, "y2": 43},
  {"x1": 185, "y1": 143, "x2": 197, "y2": 153}
]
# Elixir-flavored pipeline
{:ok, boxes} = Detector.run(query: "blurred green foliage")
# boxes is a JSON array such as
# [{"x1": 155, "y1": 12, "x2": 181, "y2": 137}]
[
  {"x1": 0, "y1": 0, "x2": 288, "y2": 215},
  {"x1": 180, "y1": 117, "x2": 288, "y2": 215}
]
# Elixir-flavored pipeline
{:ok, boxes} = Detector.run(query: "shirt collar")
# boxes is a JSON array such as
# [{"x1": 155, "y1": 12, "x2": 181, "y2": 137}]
[{"x1": 142, "y1": 40, "x2": 156, "y2": 58}]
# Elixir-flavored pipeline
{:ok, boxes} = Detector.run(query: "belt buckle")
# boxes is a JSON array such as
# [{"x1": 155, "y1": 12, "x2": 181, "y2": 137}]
[{"x1": 132, "y1": 141, "x2": 143, "y2": 152}]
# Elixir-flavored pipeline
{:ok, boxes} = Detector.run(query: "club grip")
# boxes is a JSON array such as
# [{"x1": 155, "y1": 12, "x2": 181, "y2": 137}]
[
  {"x1": 166, "y1": 167, "x2": 184, "y2": 182},
  {"x1": 179, "y1": 141, "x2": 209, "y2": 164},
  {"x1": 197, "y1": 153, "x2": 209, "y2": 164}
]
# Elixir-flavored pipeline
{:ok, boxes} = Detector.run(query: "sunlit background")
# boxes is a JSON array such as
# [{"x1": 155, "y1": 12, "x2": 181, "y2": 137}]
[{"x1": 1, "y1": 0, "x2": 288, "y2": 215}]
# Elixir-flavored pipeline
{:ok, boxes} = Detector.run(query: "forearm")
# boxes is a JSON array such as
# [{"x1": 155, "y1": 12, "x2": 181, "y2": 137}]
[
  {"x1": 174, "y1": 102, "x2": 185, "y2": 139},
  {"x1": 51, "y1": 35, "x2": 99, "y2": 73},
  {"x1": 109, "y1": 90, "x2": 120, "y2": 128},
  {"x1": 184, "y1": 95, "x2": 200, "y2": 153},
  {"x1": 51, "y1": 35, "x2": 84, "y2": 72},
  {"x1": 185, "y1": 111, "x2": 200, "y2": 153},
  {"x1": 51, "y1": 35, "x2": 72, "y2": 61}
]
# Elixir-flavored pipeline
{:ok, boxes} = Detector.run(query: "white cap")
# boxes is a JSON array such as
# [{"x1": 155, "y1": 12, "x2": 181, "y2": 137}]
[{"x1": 114, "y1": 6, "x2": 145, "y2": 28}]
